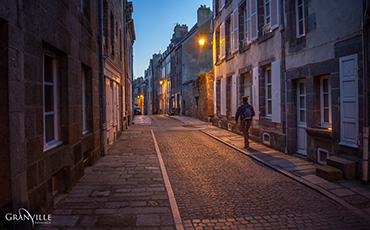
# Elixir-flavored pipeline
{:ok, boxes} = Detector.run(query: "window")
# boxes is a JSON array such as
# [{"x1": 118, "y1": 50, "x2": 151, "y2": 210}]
[
  {"x1": 218, "y1": 0, "x2": 225, "y2": 12},
  {"x1": 226, "y1": 76, "x2": 231, "y2": 115},
  {"x1": 241, "y1": 2, "x2": 250, "y2": 47},
  {"x1": 265, "y1": 67, "x2": 272, "y2": 116},
  {"x1": 82, "y1": 67, "x2": 88, "y2": 134},
  {"x1": 239, "y1": 72, "x2": 251, "y2": 105},
  {"x1": 110, "y1": 12, "x2": 114, "y2": 54},
  {"x1": 264, "y1": 0, "x2": 271, "y2": 25},
  {"x1": 226, "y1": 16, "x2": 232, "y2": 57},
  {"x1": 43, "y1": 55, "x2": 61, "y2": 152},
  {"x1": 103, "y1": 0, "x2": 108, "y2": 48},
  {"x1": 215, "y1": 27, "x2": 220, "y2": 62},
  {"x1": 81, "y1": 0, "x2": 90, "y2": 20},
  {"x1": 317, "y1": 148, "x2": 329, "y2": 165},
  {"x1": 296, "y1": 0, "x2": 305, "y2": 37},
  {"x1": 320, "y1": 76, "x2": 331, "y2": 128}
]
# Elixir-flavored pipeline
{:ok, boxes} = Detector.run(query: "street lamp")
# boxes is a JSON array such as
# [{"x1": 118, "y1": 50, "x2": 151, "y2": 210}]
[
  {"x1": 159, "y1": 80, "x2": 163, "y2": 85},
  {"x1": 198, "y1": 37, "x2": 205, "y2": 47}
]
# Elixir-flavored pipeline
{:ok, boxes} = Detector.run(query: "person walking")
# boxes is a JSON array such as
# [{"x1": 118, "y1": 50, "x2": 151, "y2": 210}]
[{"x1": 235, "y1": 96, "x2": 255, "y2": 149}]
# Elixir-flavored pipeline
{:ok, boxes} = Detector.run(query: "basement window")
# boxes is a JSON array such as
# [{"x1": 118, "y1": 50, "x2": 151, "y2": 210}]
[
  {"x1": 317, "y1": 148, "x2": 329, "y2": 165},
  {"x1": 263, "y1": 133, "x2": 270, "y2": 145}
]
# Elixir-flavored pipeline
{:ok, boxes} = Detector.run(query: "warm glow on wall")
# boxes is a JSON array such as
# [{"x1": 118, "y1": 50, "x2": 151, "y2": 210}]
[{"x1": 328, "y1": 127, "x2": 332, "y2": 131}]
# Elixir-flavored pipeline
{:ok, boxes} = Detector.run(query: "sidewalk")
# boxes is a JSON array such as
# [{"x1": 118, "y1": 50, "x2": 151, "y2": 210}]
[
  {"x1": 170, "y1": 115, "x2": 370, "y2": 219},
  {"x1": 37, "y1": 116, "x2": 176, "y2": 230}
]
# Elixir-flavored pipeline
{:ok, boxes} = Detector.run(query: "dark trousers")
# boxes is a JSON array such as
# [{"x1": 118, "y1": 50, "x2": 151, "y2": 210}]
[{"x1": 240, "y1": 120, "x2": 252, "y2": 148}]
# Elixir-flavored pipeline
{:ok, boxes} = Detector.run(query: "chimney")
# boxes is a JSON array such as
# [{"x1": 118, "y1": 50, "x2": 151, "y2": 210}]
[
  {"x1": 172, "y1": 24, "x2": 188, "y2": 39},
  {"x1": 197, "y1": 5, "x2": 211, "y2": 27}
]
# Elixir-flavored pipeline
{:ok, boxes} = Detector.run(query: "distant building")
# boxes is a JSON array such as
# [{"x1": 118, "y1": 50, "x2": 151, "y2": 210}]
[{"x1": 153, "y1": 5, "x2": 213, "y2": 120}]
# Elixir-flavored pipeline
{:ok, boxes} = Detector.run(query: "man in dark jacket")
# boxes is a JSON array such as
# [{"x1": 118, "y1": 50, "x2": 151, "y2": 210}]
[{"x1": 235, "y1": 96, "x2": 255, "y2": 148}]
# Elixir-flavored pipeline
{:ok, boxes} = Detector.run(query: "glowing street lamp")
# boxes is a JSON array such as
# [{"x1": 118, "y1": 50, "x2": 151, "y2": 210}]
[
  {"x1": 159, "y1": 80, "x2": 163, "y2": 85},
  {"x1": 198, "y1": 37, "x2": 205, "y2": 47}
]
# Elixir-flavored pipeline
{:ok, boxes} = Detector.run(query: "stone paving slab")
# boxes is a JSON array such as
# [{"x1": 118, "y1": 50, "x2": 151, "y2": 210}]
[{"x1": 36, "y1": 123, "x2": 175, "y2": 230}]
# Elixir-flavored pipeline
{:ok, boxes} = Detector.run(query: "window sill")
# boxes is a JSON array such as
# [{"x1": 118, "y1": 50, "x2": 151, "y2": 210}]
[
  {"x1": 43, "y1": 140, "x2": 63, "y2": 153},
  {"x1": 305, "y1": 127, "x2": 335, "y2": 140},
  {"x1": 259, "y1": 117, "x2": 274, "y2": 127},
  {"x1": 258, "y1": 31, "x2": 274, "y2": 44},
  {"x1": 339, "y1": 141, "x2": 359, "y2": 149}
]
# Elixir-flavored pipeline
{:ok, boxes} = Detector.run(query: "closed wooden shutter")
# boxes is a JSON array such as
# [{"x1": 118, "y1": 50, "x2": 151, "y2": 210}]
[
  {"x1": 340, "y1": 54, "x2": 359, "y2": 147},
  {"x1": 220, "y1": 22, "x2": 225, "y2": 60},
  {"x1": 213, "y1": 31, "x2": 216, "y2": 64},
  {"x1": 231, "y1": 74, "x2": 237, "y2": 115},
  {"x1": 221, "y1": 77, "x2": 226, "y2": 115},
  {"x1": 252, "y1": 67, "x2": 259, "y2": 120},
  {"x1": 214, "y1": 80, "x2": 217, "y2": 114},
  {"x1": 246, "y1": 0, "x2": 251, "y2": 43},
  {"x1": 271, "y1": 60, "x2": 281, "y2": 123},
  {"x1": 250, "y1": 0, "x2": 258, "y2": 41},
  {"x1": 233, "y1": 8, "x2": 238, "y2": 52},
  {"x1": 230, "y1": 12, "x2": 234, "y2": 55}
]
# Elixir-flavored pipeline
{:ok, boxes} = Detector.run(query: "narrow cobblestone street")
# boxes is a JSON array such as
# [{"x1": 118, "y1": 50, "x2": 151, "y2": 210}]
[{"x1": 37, "y1": 115, "x2": 370, "y2": 229}]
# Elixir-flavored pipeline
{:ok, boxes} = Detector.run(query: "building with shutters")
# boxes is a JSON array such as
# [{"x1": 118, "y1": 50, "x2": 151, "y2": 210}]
[
  {"x1": 213, "y1": 0, "x2": 370, "y2": 181},
  {"x1": 284, "y1": 0, "x2": 367, "y2": 178},
  {"x1": 212, "y1": 0, "x2": 285, "y2": 151}
]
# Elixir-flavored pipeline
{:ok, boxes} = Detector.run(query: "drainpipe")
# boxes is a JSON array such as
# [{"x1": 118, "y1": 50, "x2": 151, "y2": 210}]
[
  {"x1": 285, "y1": 72, "x2": 288, "y2": 154},
  {"x1": 362, "y1": 0, "x2": 369, "y2": 183},
  {"x1": 98, "y1": 0, "x2": 107, "y2": 156}
]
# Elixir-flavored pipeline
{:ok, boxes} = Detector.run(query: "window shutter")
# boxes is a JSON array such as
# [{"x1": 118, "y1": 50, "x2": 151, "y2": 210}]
[
  {"x1": 220, "y1": 22, "x2": 225, "y2": 60},
  {"x1": 221, "y1": 77, "x2": 226, "y2": 115},
  {"x1": 339, "y1": 54, "x2": 359, "y2": 147},
  {"x1": 271, "y1": 60, "x2": 281, "y2": 123},
  {"x1": 214, "y1": 81, "x2": 217, "y2": 114},
  {"x1": 233, "y1": 8, "x2": 238, "y2": 52},
  {"x1": 231, "y1": 74, "x2": 237, "y2": 115},
  {"x1": 213, "y1": 32, "x2": 217, "y2": 64},
  {"x1": 246, "y1": 0, "x2": 251, "y2": 42},
  {"x1": 250, "y1": 0, "x2": 258, "y2": 41},
  {"x1": 270, "y1": 0, "x2": 279, "y2": 30},
  {"x1": 213, "y1": 0, "x2": 216, "y2": 18},
  {"x1": 230, "y1": 12, "x2": 234, "y2": 55},
  {"x1": 252, "y1": 67, "x2": 259, "y2": 120}
]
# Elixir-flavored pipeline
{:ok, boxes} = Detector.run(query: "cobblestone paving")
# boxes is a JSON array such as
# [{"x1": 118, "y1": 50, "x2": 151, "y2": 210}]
[
  {"x1": 37, "y1": 124, "x2": 175, "y2": 230},
  {"x1": 152, "y1": 116, "x2": 370, "y2": 229}
]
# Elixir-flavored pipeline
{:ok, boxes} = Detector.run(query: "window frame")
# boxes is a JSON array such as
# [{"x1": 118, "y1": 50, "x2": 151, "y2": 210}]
[
  {"x1": 264, "y1": 0, "x2": 271, "y2": 26},
  {"x1": 320, "y1": 75, "x2": 332, "y2": 128},
  {"x1": 265, "y1": 67, "x2": 272, "y2": 117},
  {"x1": 296, "y1": 0, "x2": 305, "y2": 38},
  {"x1": 43, "y1": 55, "x2": 62, "y2": 152},
  {"x1": 82, "y1": 68, "x2": 88, "y2": 134}
]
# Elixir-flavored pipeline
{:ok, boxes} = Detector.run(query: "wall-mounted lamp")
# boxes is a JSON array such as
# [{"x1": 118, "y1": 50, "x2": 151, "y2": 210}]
[
  {"x1": 159, "y1": 80, "x2": 163, "y2": 85},
  {"x1": 198, "y1": 38, "x2": 205, "y2": 47}
]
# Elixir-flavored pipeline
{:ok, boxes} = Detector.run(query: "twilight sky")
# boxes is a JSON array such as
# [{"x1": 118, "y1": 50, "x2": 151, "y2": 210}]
[{"x1": 132, "y1": 0, "x2": 212, "y2": 79}]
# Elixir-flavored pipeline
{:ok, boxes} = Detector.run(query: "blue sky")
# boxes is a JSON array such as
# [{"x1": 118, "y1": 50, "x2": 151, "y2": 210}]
[{"x1": 132, "y1": 0, "x2": 212, "y2": 79}]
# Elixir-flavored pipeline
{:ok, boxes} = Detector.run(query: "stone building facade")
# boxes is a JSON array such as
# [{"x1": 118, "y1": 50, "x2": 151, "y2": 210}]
[
  {"x1": 213, "y1": 0, "x2": 285, "y2": 151},
  {"x1": 284, "y1": 0, "x2": 366, "y2": 178},
  {"x1": 212, "y1": 0, "x2": 370, "y2": 180},
  {"x1": 0, "y1": 0, "x2": 135, "y2": 229}
]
